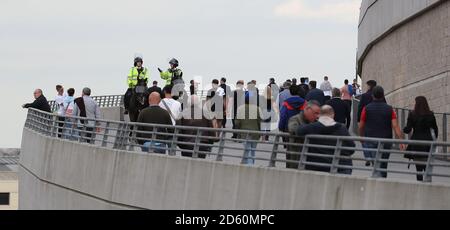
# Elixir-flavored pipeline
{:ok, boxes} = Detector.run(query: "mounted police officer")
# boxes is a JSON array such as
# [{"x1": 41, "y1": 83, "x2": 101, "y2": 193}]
[
  {"x1": 158, "y1": 58, "x2": 183, "y2": 86},
  {"x1": 124, "y1": 55, "x2": 149, "y2": 116},
  {"x1": 159, "y1": 58, "x2": 185, "y2": 101}
]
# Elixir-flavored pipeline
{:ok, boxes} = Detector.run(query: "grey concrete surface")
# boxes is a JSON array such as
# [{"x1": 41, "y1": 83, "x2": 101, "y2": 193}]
[{"x1": 19, "y1": 128, "x2": 450, "y2": 210}]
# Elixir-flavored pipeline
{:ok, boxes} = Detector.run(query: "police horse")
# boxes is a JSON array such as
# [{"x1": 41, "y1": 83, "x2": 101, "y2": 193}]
[{"x1": 128, "y1": 80, "x2": 149, "y2": 123}]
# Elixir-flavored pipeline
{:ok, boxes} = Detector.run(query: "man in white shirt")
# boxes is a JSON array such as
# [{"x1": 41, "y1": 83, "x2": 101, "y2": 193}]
[
  {"x1": 159, "y1": 85, "x2": 182, "y2": 125},
  {"x1": 207, "y1": 79, "x2": 225, "y2": 128},
  {"x1": 320, "y1": 76, "x2": 333, "y2": 103},
  {"x1": 55, "y1": 85, "x2": 66, "y2": 138}
]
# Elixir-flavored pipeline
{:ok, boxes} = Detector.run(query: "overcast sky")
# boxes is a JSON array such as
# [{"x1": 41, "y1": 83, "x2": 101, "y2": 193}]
[{"x1": 0, "y1": 0, "x2": 361, "y2": 148}]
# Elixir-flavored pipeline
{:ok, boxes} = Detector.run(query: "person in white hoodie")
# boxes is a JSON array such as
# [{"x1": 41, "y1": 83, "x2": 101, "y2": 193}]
[
  {"x1": 63, "y1": 88, "x2": 76, "y2": 140},
  {"x1": 159, "y1": 85, "x2": 182, "y2": 125},
  {"x1": 296, "y1": 105, "x2": 356, "y2": 175},
  {"x1": 55, "y1": 85, "x2": 66, "y2": 138}
]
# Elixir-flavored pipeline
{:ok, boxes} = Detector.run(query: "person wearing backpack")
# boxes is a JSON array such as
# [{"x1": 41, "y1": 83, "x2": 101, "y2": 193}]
[
  {"x1": 278, "y1": 85, "x2": 307, "y2": 150},
  {"x1": 159, "y1": 85, "x2": 182, "y2": 125},
  {"x1": 72, "y1": 87, "x2": 102, "y2": 144},
  {"x1": 63, "y1": 88, "x2": 76, "y2": 140},
  {"x1": 279, "y1": 85, "x2": 307, "y2": 132}
]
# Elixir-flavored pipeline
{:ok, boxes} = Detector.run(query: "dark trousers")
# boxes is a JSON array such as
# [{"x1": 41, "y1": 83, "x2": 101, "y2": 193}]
[
  {"x1": 281, "y1": 133, "x2": 290, "y2": 149},
  {"x1": 416, "y1": 164, "x2": 427, "y2": 181},
  {"x1": 85, "y1": 127, "x2": 95, "y2": 144},
  {"x1": 181, "y1": 151, "x2": 207, "y2": 159},
  {"x1": 222, "y1": 117, "x2": 227, "y2": 128},
  {"x1": 231, "y1": 119, "x2": 237, "y2": 138},
  {"x1": 344, "y1": 100, "x2": 352, "y2": 111},
  {"x1": 57, "y1": 117, "x2": 65, "y2": 138},
  {"x1": 78, "y1": 126, "x2": 95, "y2": 144}
]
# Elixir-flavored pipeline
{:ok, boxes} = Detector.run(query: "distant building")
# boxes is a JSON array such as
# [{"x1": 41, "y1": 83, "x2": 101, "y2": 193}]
[{"x1": 0, "y1": 149, "x2": 19, "y2": 210}]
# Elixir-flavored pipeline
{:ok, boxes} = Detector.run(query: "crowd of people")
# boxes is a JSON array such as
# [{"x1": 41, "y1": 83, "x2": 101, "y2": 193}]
[
  {"x1": 23, "y1": 85, "x2": 102, "y2": 143},
  {"x1": 22, "y1": 56, "x2": 440, "y2": 181}
]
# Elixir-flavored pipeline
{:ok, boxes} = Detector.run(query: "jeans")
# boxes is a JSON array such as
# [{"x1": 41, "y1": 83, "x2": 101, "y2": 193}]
[
  {"x1": 63, "y1": 119, "x2": 78, "y2": 140},
  {"x1": 142, "y1": 141, "x2": 167, "y2": 154},
  {"x1": 57, "y1": 117, "x2": 65, "y2": 138},
  {"x1": 363, "y1": 142, "x2": 392, "y2": 178},
  {"x1": 243, "y1": 141, "x2": 257, "y2": 165}
]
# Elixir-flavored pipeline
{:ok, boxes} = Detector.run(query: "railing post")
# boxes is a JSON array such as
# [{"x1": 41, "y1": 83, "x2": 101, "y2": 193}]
[
  {"x1": 193, "y1": 129, "x2": 201, "y2": 159},
  {"x1": 102, "y1": 122, "x2": 110, "y2": 147},
  {"x1": 114, "y1": 123, "x2": 129, "y2": 150},
  {"x1": 443, "y1": 114, "x2": 448, "y2": 156},
  {"x1": 330, "y1": 138, "x2": 343, "y2": 174},
  {"x1": 50, "y1": 115, "x2": 58, "y2": 137},
  {"x1": 371, "y1": 141, "x2": 383, "y2": 178},
  {"x1": 269, "y1": 135, "x2": 280, "y2": 167},
  {"x1": 216, "y1": 131, "x2": 226, "y2": 162},
  {"x1": 423, "y1": 143, "x2": 436, "y2": 183},
  {"x1": 113, "y1": 123, "x2": 123, "y2": 149},
  {"x1": 89, "y1": 120, "x2": 96, "y2": 144},
  {"x1": 79, "y1": 120, "x2": 87, "y2": 143},
  {"x1": 169, "y1": 127, "x2": 179, "y2": 156},
  {"x1": 298, "y1": 137, "x2": 309, "y2": 171},
  {"x1": 128, "y1": 124, "x2": 136, "y2": 151}
]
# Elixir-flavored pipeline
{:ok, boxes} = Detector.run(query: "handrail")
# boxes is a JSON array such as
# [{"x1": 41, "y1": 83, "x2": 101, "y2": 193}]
[{"x1": 23, "y1": 108, "x2": 450, "y2": 184}]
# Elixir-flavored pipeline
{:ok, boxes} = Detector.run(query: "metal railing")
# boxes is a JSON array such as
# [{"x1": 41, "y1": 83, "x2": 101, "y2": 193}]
[
  {"x1": 24, "y1": 108, "x2": 450, "y2": 184},
  {"x1": 48, "y1": 95, "x2": 124, "y2": 112},
  {"x1": 0, "y1": 156, "x2": 19, "y2": 165},
  {"x1": 47, "y1": 91, "x2": 214, "y2": 112}
]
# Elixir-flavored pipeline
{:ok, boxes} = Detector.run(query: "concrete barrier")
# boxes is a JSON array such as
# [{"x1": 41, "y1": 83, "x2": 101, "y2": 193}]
[
  {"x1": 19, "y1": 128, "x2": 450, "y2": 210},
  {"x1": 100, "y1": 107, "x2": 123, "y2": 121}
]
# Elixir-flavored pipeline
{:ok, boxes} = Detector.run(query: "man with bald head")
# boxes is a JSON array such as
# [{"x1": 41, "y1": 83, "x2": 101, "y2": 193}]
[
  {"x1": 296, "y1": 105, "x2": 355, "y2": 175},
  {"x1": 137, "y1": 92, "x2": 173, "y2": 154},
  {"x1": 23, "y1": 89, "x2": 52, "y2": 113}
]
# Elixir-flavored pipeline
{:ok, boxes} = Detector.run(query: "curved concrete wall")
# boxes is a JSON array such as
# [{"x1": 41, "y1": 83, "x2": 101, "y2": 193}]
[
  {"x1": 358, "y1": 0, "x2": 449, "y2": 126},
  {"x1": 358, "y1": 0, "x2": 442, "y2": 63},
  {"x1": 19, "y1": 128, "x2": 450, "y2": 210}
]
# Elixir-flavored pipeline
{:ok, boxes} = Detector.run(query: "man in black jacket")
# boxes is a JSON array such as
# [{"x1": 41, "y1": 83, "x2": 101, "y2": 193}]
[
  {"x1": 357, "y1": 80, "x2": 377, "y2": 122},
  {"x1": 297, "y1": 105, "x2": 355, "y2": 175},
  {"x1": 326, "y1": 88, "x2": 351, "y2": 129},
  {"x1": 147, "y1": 81, "x2": 163, "y2": 99},
  {"x1": 305, "y1": 81, "x2": 325, "y2": 106},
  {"x1": 137, "y1": 92, "x2": 173, "y2": 154},
  {"x1": 22, "y1": 89, "x2": 51, "y2": 113}
]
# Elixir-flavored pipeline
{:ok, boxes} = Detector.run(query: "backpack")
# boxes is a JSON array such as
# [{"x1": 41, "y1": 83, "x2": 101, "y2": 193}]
[
  {"x1": 348, "y1": 85, "x2": 354, "y2": 96},
  {"x1": 74, "y1": 97, "x2": 87, "y2": 124}
]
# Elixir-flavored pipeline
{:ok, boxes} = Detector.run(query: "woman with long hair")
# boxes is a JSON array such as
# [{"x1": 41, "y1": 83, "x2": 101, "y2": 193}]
[{"x1": 403, "y1": 96, "x2": 439, "y2": 181}]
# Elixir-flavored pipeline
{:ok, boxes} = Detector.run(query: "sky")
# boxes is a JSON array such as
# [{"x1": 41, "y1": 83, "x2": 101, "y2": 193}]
[{"x1": 0, "y1": 0, "x2": 361, "y2": 148}]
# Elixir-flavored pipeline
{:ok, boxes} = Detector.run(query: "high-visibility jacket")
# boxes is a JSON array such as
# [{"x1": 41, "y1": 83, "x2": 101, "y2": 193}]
[
  {"x1": 127, "y1": 67, "x2": 149, "y2": 88},
  {"x1": 160, "y1": 68, "x2": 183, "y2": 86}
]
